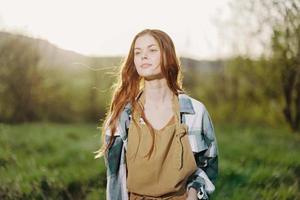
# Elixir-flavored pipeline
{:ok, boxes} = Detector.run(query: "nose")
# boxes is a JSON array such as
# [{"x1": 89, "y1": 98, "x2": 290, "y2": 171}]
[{"x1": 141, "y1": 51, "x2": 148, "y2": 59}]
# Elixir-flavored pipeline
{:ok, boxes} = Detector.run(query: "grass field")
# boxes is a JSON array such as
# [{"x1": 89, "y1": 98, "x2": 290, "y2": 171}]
[{"x1": 0, "y1": 122, "x2": 299, "y2": 200}]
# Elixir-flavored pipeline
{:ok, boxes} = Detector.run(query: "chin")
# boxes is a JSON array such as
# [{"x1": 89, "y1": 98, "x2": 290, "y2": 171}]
[
  {"x1": 140, "y1": 74, "x2": 152, "y2": 78},
  {"x1": 137, "y1": 68, "x2": 161, "y2": 77},
  {"x1": 139, "y1": 71, "x2": 154, "y2": 77}
]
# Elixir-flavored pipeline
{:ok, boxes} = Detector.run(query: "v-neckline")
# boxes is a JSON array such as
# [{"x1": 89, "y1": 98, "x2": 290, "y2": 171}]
[
  {"x1": 136, "y1": 89, "x2": 179, "y2": 132},
  {"x1": 145, "y1": 114, "x2": 176, "y2": 132}
]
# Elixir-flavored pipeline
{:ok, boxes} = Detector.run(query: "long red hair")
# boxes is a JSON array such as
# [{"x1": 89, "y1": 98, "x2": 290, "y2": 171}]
[{"x1": 94, "y1": 29, "x2": 184, "y2": 159}]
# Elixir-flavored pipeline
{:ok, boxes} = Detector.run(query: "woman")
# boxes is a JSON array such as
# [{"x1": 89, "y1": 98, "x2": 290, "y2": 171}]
[{"x1": 94, "y1": 29, "x2": 218, "y2": 200}]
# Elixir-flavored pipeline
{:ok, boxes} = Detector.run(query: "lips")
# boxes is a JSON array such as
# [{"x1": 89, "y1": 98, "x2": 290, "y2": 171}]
[{"x1": 141, "y1": 63, "x2": 152, "y2": 68}]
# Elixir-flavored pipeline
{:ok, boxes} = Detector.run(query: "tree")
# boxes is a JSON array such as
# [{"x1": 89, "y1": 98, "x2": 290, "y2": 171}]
[
  {"x1": 227, "y1": 0, "x2": 300, "y2": 132},
  {"x1": 269, "y1": 0, "x2": 300, "y2": 131},
  {"x1": 0, "y1": 36, "x2": 43, "y2": 123}
]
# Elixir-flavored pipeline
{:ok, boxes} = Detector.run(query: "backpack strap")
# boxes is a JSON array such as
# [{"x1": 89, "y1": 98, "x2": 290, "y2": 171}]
[{"x1": 180, "y1": 113, "x2": 186, "y2": 124}]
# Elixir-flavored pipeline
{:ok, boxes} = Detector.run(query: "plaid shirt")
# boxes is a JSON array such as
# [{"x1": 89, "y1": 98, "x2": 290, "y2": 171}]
[{"x1": 103, "y1": 90, "x2": 219, "y2": 200}]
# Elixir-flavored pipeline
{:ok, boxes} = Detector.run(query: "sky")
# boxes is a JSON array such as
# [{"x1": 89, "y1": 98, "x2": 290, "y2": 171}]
[{"x1": 0, "y1": 0, "x2": 233, "y2": 60}]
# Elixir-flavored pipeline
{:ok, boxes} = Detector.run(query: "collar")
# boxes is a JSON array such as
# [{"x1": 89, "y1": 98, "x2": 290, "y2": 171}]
[{"x1": 133, "y1": 88, "x2": 195, "y2": 114}]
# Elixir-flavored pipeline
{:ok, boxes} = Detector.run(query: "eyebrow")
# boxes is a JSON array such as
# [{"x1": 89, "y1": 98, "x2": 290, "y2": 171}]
[{"x1": 134, "y1": 44, "x2": 157, "y2": 50}]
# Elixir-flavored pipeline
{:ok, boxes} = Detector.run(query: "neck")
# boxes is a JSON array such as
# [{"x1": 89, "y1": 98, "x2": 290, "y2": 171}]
[{"x1": 143, "y1": 78, "x2": 173, "y2": 105}]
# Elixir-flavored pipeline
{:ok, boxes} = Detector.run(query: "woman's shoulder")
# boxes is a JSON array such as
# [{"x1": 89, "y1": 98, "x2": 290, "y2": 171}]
[{"x1": 178, "y1": 92, "x2": 207, "y2": 115}]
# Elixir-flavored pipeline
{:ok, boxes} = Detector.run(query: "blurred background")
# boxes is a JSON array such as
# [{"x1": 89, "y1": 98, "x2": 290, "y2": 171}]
[{"x1": 0, "y1": 0, "x2": 300, "y2": 199}]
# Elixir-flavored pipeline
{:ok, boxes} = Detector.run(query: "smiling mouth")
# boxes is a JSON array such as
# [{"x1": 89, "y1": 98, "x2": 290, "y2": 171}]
[{"x1": 141, "y1": 63, "x2": 152, "y2": 68}]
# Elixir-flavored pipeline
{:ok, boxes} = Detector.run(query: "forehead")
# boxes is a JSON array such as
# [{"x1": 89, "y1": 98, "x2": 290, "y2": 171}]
[{"x1": 134, "y1": 34, "x2": 159, "y2": 48}]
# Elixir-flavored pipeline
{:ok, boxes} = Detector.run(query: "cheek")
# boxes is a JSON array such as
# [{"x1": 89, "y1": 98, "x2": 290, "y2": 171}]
[
  {"x1": 152, "y1": 54, "x2": 161, "y2": 65},
  {"x1": 134, "y1": 56, "x2": 140, "y2": 68},
  {"x1": 154, "y1": 56, "x2": 161, "y2": 66},
  {"x1": 134, "y1": 57, "x2": 143, "y2": 74}
]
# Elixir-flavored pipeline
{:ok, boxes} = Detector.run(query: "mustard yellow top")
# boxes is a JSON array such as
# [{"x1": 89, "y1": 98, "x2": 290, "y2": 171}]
[{"x1": 126, "y1": 91, "x2": 197, "y2": 199}]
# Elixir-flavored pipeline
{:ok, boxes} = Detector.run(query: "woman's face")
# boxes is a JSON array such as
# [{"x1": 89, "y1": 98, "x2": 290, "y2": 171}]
[{"x1": 134, "y1": 34, "x2": 162, "y2": 78}]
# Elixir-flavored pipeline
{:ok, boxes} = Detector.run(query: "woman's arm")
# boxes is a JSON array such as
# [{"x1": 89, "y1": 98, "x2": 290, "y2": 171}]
[{"x1": 186, "y1": 107, "x2": 219, "y2": 200}]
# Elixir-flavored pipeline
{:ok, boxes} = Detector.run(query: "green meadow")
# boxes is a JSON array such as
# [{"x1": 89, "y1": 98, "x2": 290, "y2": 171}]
[
  {"x1": 0, "y1": 122, "x2": 299, "y2": 200},
  {"x1": 0, "y1": 123, "x2": 106, "y2": 200}
]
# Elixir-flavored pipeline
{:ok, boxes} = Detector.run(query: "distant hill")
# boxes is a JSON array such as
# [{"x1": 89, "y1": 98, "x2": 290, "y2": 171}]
[
  {"x1": 180, "y1": 57, "x2": 223, "y2": 74},
  {"x1": 0, "y1": 31, "x2": 223, "y2": 73}
]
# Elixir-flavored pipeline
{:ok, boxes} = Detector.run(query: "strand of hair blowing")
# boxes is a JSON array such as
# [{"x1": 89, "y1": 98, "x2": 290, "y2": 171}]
[{"x1": 94, "y1": 57, "x2": 141, "y2": 158}]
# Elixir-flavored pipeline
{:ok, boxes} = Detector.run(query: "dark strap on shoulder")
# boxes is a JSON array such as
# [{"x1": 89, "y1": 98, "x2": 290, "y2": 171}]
[{"x1": 180, "y1": 113, "x2": 186, "y2": 124}]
